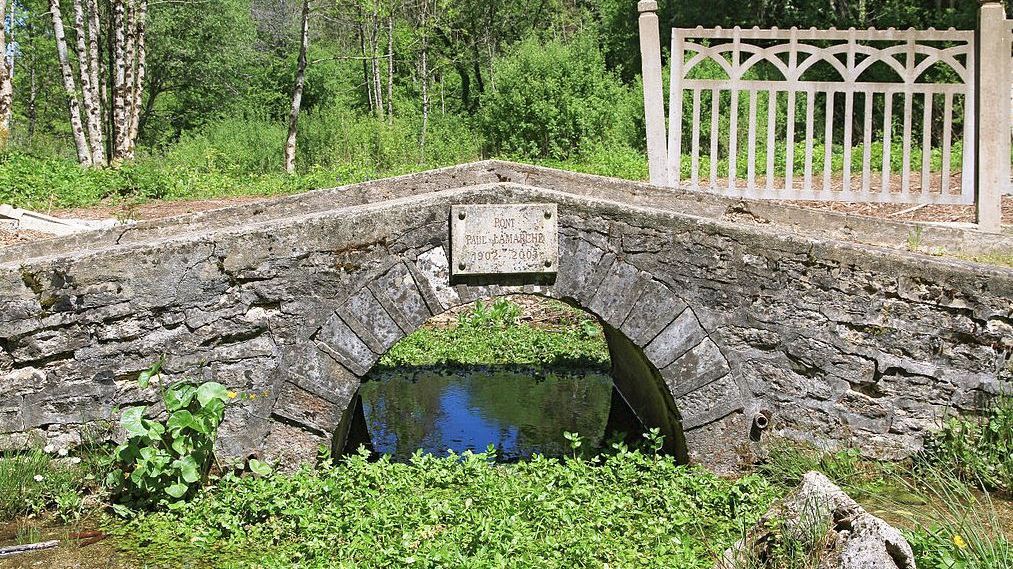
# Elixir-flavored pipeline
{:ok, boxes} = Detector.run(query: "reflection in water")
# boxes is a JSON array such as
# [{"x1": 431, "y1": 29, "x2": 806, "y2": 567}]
[{"x1": 354, "y1": 367, "x2": 634, "y2": 461}]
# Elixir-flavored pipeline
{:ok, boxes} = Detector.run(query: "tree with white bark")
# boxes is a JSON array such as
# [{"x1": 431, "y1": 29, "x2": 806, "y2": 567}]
[
  {"x1": 284, "y1": 0, "x2": 309, "y2": 174},
  {"x1": 47, "y1": 0, "x2": 146, "y2": 167},
  {"x1": 0, "y1": 0, "x2": 14, "y2": 148}
]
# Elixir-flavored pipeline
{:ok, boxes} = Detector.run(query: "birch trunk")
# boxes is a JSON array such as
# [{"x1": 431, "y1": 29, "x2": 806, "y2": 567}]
[
  {"x1": 116, "y1": 0, "x2": 136, "y2": 161},
  {"x1": 72, "y1": 0, "x2": 105, "y2": 165},
  {"x1": 358, "y1": 14, "x2": 372, "y2": 114},
  {"x1": 51, "y1": 0, "x2": 93, "y2": 165},
  {"x1": 127, "y1": 0, "x2": 146, "y2": 158},
  {"x1": 27, "y1": 46, "x2": 37, "y2": 142},
  {"x1": 111, "y1": 0, "x2": 128, "y2": 164},
  {"x1": 418, "y1": 1, "x2": 430, "y2": 162},
  {"x1": 0, "y1": 0, "x2": 13, "y2": 148},
  {"x1": 370, "y1": 9, "x2": 383, "y2": 117},
  {"x1": 85, "y1": 0, "x2": 104, "y2": 132},
  {"x1": 386, "y1": 15, "x2": 393, "y2": 122},
  {"x1": 284, "y1": 0, "x2": 310, "y2": 174}
]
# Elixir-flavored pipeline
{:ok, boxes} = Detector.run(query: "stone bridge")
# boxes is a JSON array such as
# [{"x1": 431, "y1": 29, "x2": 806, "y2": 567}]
[{"x1": 1, "y1": 161, "x2": 1011, "y2": 472}]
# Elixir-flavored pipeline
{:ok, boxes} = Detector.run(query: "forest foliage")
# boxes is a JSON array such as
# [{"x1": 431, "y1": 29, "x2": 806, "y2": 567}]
[{"x1": 0, "y1": 0, "x2": 998, "y2": 208}]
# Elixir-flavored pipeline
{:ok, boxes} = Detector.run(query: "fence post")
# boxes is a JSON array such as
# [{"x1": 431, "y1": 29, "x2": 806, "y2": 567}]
[
  {"x1": 977, "y1": 0, "x2": 1008, "y2": 233},
  {"x1": 639, "y1": 1, "x2": 669, "y2": 186}
]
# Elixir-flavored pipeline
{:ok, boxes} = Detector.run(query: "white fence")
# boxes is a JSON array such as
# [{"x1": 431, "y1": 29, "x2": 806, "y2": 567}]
[{"x1": 638, "y1": 0, "x2": 1009, "y2": 232}]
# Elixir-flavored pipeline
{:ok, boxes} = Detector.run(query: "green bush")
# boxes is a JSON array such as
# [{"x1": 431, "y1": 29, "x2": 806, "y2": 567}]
[
  {"x1": 106, "y1": 361, "x2": 233, "y2": 510},
  {"x1": 479, "y1": 34, "x2": 639, "y2": 160},
  {"x1": 378, "y1": 298, "x2": 609, "y2": 369}
]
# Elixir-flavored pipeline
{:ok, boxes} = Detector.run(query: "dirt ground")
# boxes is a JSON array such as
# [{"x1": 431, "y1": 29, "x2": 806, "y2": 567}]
[{"x1": 1, "y1": 193, "x2": 1011, "y2": 249}]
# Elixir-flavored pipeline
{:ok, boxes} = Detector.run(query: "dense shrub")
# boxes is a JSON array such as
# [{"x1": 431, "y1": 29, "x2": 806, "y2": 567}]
[
  {"x1": 378, "y1": 298, "x2": 609, "y2": 369},
  {"x1": 478, "y1": 34, "x2": 640, "y2": 160}
]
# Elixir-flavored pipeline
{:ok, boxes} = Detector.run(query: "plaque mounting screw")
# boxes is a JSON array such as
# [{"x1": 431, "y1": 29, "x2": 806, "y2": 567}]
[
  {"x1": 458, "y1": 211, "x2": 466, "y2": 220},
  {"x1": 544, "y1": 260, "x2": 553, "y2": 268},
  {"x1": 458, "y1": 262, "x2": 466, "y2": 270},
  {"x1": 544, "y1": 211, "x2": 552, "y2": 219}
]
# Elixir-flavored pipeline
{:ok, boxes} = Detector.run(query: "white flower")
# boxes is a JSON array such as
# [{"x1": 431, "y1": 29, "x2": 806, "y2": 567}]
[
  {"x1": 57, "y1": 448, "x2": 69, "y2": 457},
  {"x1": 33, "y1": 475, "x2": 44, "y2": 483},
  {"x1": 43, "y1": 444, "x2": 55, "y2": 454},
  {"x1": 70, "y1": 457, "x2": 82, "y2": 465}
]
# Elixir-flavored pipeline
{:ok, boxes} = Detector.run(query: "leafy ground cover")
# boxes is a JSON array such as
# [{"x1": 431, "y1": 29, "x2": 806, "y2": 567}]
[{"x1": 107, "y1": 448, "x2": 776, "y2": 568}]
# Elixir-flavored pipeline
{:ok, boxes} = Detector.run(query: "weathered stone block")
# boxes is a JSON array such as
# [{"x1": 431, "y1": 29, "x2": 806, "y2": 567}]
[
  {"x1": 340, "y1": 287, "x2": 403, "y2": 354},
  {"x1": 587, "y1": 261, "x2": 644, "y2": 326},
  {"x1": 371, "y1": 262, "x2": 432, "y2": 333},
  {"x1": 645, "y1": 309, "x2": 706, "y2": 369},
  {"x1": 413, "y1": 246, "x2": 459, "y2": 311},
  {"x1": 273, "y1": 381, "x2": 342, "y2": 435},
  {"x1": 620, "y1": 279, "x2": 687, "y2": 347},
  {"x1": 315, "y1": 313, "x2": 376, "y2": 377},
  {"x1": 675, "y1": 373, "x2": 743, "y2": 430},
  {"x1": 663, "y1": 339, "x2": 731, "y2": 398}
]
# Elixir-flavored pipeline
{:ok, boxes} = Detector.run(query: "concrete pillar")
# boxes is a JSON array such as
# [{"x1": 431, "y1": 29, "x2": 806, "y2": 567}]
[
  {"x1": 639, "y1": 1, "x2": 669, "y2": 187},
  {"x1": 976, "y1": 0, "x2": 1009, "y2": 233}
]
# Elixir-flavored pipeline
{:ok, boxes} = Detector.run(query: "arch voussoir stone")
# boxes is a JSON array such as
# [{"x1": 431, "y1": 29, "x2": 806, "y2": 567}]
[
  {"x1": 314, "y1": 313, "x2": 376, "y2": 377},
  {"x1": 617, "y1": 279, "x2": 688, "y2": 347}
]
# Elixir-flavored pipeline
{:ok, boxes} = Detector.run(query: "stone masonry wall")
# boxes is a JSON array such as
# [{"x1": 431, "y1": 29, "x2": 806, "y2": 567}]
[{"x1": 1, "y1": 181, "x2": 1010, "y2": 472}]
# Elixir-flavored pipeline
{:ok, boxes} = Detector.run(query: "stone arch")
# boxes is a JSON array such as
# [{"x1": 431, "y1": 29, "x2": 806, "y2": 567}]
[{"x1": 264, "y1": 236, "x2": 752, "y2": 472}]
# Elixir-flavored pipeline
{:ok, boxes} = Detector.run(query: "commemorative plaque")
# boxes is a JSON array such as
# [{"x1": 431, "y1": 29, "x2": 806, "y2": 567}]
[{"x1": 451, "y1": 204, "x2": 558, "y2": 276}]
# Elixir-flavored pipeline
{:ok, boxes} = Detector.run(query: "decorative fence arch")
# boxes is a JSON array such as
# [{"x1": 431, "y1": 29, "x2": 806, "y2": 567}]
[{"x1": 637, "y1": 0, "x2": 1009, "y2": 232}]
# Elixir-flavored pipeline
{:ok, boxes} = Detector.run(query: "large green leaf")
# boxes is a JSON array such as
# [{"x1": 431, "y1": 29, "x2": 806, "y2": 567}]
[
  {"x1": 167, "y1": 410, "x2": 201, "y2": 434},
  {"x1": 196, "y1": 398, "x2": 227, "y2": 429},
  {"x1": 120, "y1": 406, "x2": 149, "y2": 438},
  {"x1": 178, "y1": 455, "x2": 201, "y2": 483},
  {"x1": 196, "y1": 382, "x2": 229, "y2": 406},
  {"x1": 137, "y1": 359, "x2": 163, "y2": 389},
  {"x1": 248, "y1": 458, "x2": 272, "y2": 477},
  {"x1": 146, "y1": 420, "x2": 166, "y2": 439},
  {"x1": 166, "y1": 482, "x2": 188, "y2": 498},
  {"x1": 165, "y1": 384, "x2": 197, "y2": 412}
]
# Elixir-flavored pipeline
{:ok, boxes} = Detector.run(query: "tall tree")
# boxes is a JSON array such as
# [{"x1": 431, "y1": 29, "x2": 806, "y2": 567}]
[
  {"x1": 284, "y1": 0, "x2": 310, "y2": 174},
  {"x1": 50, "y1": 0, "x2": 93, "y2": 165},
  {"x1": 0, "y1": 0, "x2": 13, "y2": 148},
  {"x1": 71, "y1": 0, "x2": 105, "y2": 164},
  {"x1": 111, "y1": 0, "x2": 146, "y2": 163}
]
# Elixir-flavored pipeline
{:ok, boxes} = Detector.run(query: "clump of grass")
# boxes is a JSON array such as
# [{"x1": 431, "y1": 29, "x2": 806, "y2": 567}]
[
  {"x1": 903, "y1": 469, "x2": 1012, "y2": 569},
  {"x1": 0, "y1": 446, "x2": 91, "y2": 522},
  {"x1": 756, "y1": 437, "x2": 880, "y2": 493}
]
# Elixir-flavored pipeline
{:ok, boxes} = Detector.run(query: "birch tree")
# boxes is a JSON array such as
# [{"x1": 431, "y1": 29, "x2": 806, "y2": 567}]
[
  {"x1": 284, "y1": 0, "x2": 310, "y2": 174},
  {"x1": 50, "y1": 0, "x2": 93, "y2": 165},
  {"x1": 0, "y1": 0, "x2": 13, "y2": 148},
  {"x1": 408, "y1": 0, "x2": 439, "y2": 161},
  {"x1": 110, "y1": 0, "x2": 146, "y2": 164},
  {"x1": 71, "y1": 0, "x2": 104, "y2": 165},
  {"x1": 385, "y1": 12, "x2": 393, "y2": 121}
]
